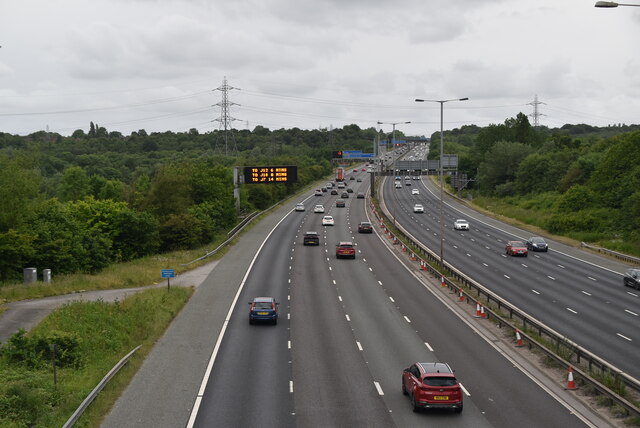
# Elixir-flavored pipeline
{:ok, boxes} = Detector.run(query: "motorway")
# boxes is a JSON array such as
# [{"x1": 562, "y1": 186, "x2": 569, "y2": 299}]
[
  {"x1": 190, "y1": 169, "x2": 596, "y2": 427},
  {"x1": 382, "y1": 170, "x2": 640, "y2": 380}
]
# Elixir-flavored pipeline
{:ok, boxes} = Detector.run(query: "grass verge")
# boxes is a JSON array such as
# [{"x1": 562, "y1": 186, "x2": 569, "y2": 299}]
[
  {"x1": 0, "y1": 287, "x2": 193, "y2": 427},
  {"x1": 0, "y1": 236, "x2": 229, "y2": 305}
]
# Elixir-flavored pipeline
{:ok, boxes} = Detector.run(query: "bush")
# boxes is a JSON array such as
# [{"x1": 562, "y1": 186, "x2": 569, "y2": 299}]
[
  {"x1": 0, "y1": 329, "x2": 82, "y2": 369},
  {"x1": 546, "y1": 208, "x2": 613, "y2": 234}
]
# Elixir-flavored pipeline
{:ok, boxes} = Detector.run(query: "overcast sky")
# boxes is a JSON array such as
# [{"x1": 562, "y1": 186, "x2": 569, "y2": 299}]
[{"x1": 1, "y1": 0, "x2": 639, "y2": 138}]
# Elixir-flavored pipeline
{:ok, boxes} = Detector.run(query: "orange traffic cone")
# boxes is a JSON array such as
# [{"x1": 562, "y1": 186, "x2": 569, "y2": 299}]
[
  {"x1": 458, "y1": 288, "x2": 464, "y2": 302},
  {"x1": 420, "y1": 260, "x2": 427, "y2": 271},
  {"x1": 566, "y1": 367, "x2": 577, "y2": 390},
  {"x1": 411, "y1": 252, "x2": 416, "y2": 261},
  {"x1": 402, "y1": 244, "x2": 407, "y2": 252},
  {"x1": 515, "y1": 330, "x2": 524, "y2": 347},
  {"x1": 440, "y1": 276, "x2": 446, "y2": 287},
  {"x1": 480, "y1": 305, "x2": 487, "y2": 319},
  {"x1": 474, "y1": 302, "x2": 482, "y2": 317}
]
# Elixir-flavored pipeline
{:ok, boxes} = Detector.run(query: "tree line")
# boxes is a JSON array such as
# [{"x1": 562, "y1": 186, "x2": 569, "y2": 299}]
[
  {"x1": 437, "y1": 114, "x2": 640, "y2": 252},
  {"x1": 0, "y1": 124, "x2": 381, "y2": 283}
]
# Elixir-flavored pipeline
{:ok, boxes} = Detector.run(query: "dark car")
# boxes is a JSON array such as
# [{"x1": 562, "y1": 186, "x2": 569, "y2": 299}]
[
  {"x1": 624, "y1": 268, "x2": 640, "y2": 289},
  {"x1": 350, "y1": 176, "x2": 355, "y2": 180},
  {"x1": 356, "y1": 178, "x2": 362, "y2": 182},
  {"x1": 341, "y1": 192, "x2": 349, "y2": 198},
  {"x1": 336, "y1": 241, "x2": 356, "y2": 259},
  {"x1": 330, "y1": 189, "x2": 338, "y2": 195},
  {"x1": 336, "y1": 199, "x2": 346, "y2": 207},
  {"x1": 346, "y1": 187, "x2": 354, "y2": 193},
  {"x1": 402, "y1": 362, "x2": 463, "y2": 413},
  {"x1": 526, "y1": 236, "x2": 548, "y2": 252},
  {"x1": 505, "y1": 240, "x2": 528, "y2": 257},
  {"x1": 358, "y1": 221, "x2": 373, "y2": 233},
  {"x1": 303, "y1": 231, "x2": 320, "y2": 246},
  {"x1": 248, "y1": 297, "x2": 279, "y2": 325}
]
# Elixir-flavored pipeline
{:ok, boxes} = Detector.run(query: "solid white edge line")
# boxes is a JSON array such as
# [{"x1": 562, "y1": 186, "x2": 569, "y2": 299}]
[
  {"x1": 374, "y1": 381, "x2": 384, "y2": 395},
  {"x1": 186, "y1": 208, "x2": 292, "y2": 428}
]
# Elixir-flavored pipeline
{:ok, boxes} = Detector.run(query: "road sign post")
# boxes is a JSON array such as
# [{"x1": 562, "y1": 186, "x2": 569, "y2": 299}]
[{"x1": 161, "y1": 269, "x2": 175, "y2": 290}]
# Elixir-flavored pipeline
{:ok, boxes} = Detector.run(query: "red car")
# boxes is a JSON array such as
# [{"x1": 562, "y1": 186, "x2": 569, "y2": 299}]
[
  {"x1": 505, "y1": 240, "x2": 528, "y2": 257},
  {"x1": 336, "y1": 241, "x2": 356, "y2": 259},
  {"x1": 402, "y1": 362, "x2": 463, "y2": 413}
]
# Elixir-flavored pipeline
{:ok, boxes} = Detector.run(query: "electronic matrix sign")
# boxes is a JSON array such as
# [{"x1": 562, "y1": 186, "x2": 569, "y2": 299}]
[{"x1": 243, "y1": 166, "x2": 298, "y2": 184}]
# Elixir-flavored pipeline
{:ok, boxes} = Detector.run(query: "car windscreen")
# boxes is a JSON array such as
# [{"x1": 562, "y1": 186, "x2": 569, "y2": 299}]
[
  {"x1": 254, "y1": 302, "x2": 272, "y2": 309},
  {"x1": 423, "y1": 377, "x2": 457, "y2": 387}
]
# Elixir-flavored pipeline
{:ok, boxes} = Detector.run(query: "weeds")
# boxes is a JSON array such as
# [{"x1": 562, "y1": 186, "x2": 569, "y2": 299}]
[{"x1": 0, "y1": 287, "x2": 192, "y2": 427}]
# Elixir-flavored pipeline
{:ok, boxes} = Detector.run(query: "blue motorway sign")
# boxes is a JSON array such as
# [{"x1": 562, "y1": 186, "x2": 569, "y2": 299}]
[
  {"x1": 161, "y1": 269, "x2": 176, "y2": 278},
  {"x1": 342, "y1": 150, "x2": 375, "y2": 159}
]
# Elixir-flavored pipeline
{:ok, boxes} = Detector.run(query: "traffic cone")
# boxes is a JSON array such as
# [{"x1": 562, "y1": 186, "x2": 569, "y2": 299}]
[
  {"x1": 515, "y1": 330, "x2": 524, "y2": 347},
  {"x1": 474, "y1": 302, "x2": 482, "y2": 317},
  {"x1": 420, "y1": 260, "x2": 427, "y2": 271},
  {"x1": 440, "y1": 275, "x2": 446, "y2": 287},
  {"x1": 566, "y1": 367, "x2": 577, "y2": 390},
  {"x1": 458, "y1": 288, "x2": 464, "y2": 302},
  {"x1": 402, "y1": 244, "x2": 407, "y2": 252},
  {"x1": 411, "y1": 252, "x2": 416, "y2": 261},
  {"x1": 480, "y1": 305, "x2": 487, "y2": 319}
]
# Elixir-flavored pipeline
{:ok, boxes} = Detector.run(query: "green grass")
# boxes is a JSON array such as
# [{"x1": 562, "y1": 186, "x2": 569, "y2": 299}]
[
  {"x1": 0, "y1": 238, "x2": 230, "y2": 305},
  {"x1": 0, "y1": 287, "x2": 193, "y2": 428}
]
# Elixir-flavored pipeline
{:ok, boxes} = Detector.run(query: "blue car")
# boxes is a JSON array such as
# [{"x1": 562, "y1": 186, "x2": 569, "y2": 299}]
[{"x1": 248, "y1": 297, "x2": 279, "y2": 325}]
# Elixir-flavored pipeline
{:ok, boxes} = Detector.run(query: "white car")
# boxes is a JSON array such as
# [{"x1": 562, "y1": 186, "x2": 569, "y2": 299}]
[
  {"x1": 453, "y1": 219, "x2": 470, "y2": 230},
  {"x1": 313, "y1": 204, "x2": 325, "y2": 213},
  {"x1": 322, "y1": 215, "x2": 335, "y2": 226},
  {"x1": 295, "y1": 203, "x2": 305, "y2": 212},
  {"x1": 411, "y1": 188, "x2": 419, "y2": 195},
  {"x1": 413, "y1": 204, "x2": 424, "y2": 213},
  {"x1": 395, "y1": 182, "x2": 402, "y2": 189}
]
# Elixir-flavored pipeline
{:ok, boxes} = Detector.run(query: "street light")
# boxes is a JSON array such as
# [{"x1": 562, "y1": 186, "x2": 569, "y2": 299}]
[
  {"x1": 378, "y1": 120, "x2": 410, "y2": 227},
  {"x1": 377, "y1": 120, "x2": 411, "y2": 151},
  {"x1": 414, "y1": 97, "x2": 468, "y2": 268},
  {"x1": 595, "y1": 1, "x2": 640, "y2": 6}
]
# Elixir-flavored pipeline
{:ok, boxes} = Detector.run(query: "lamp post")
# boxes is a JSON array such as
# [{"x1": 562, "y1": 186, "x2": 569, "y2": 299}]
[
  {"x1": 595, "y1": 1, "x2": 640, "y2": 6},
  {"x1": 377, "y1": 120, "x2": 411, "y2": 152},
  {"x1": 414, "y1": 97, "x2": 468, "y2": 267}
]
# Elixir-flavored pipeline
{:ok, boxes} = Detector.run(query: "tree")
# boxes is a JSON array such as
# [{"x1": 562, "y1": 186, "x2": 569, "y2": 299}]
[
  {"x1": 0, "y1": 153, "x2": 42, "y2": 232},
  {"x1": 159, "y1": 213, "x2": 205, "y2": 251},
  {"x1": 58, "y1": 166, "x2": 91, "y2": 202},
  {"x1": 144, "y1": 164, "x2": 194, "y2": 217},
  {"x1": 478, "y1": 141, "x2": 533, "y2": 193},
  {"x1": 0, "y1": 229, "x2": 36, "y2": 282}
]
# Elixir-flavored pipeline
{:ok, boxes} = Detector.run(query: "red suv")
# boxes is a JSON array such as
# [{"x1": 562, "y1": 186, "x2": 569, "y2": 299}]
[
  {"x1": 336, "y1": 241, "x2": 356, "y2": 259},
  {"x1": 402, "y1": 362, "x2": 463, "y2": 413}
]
